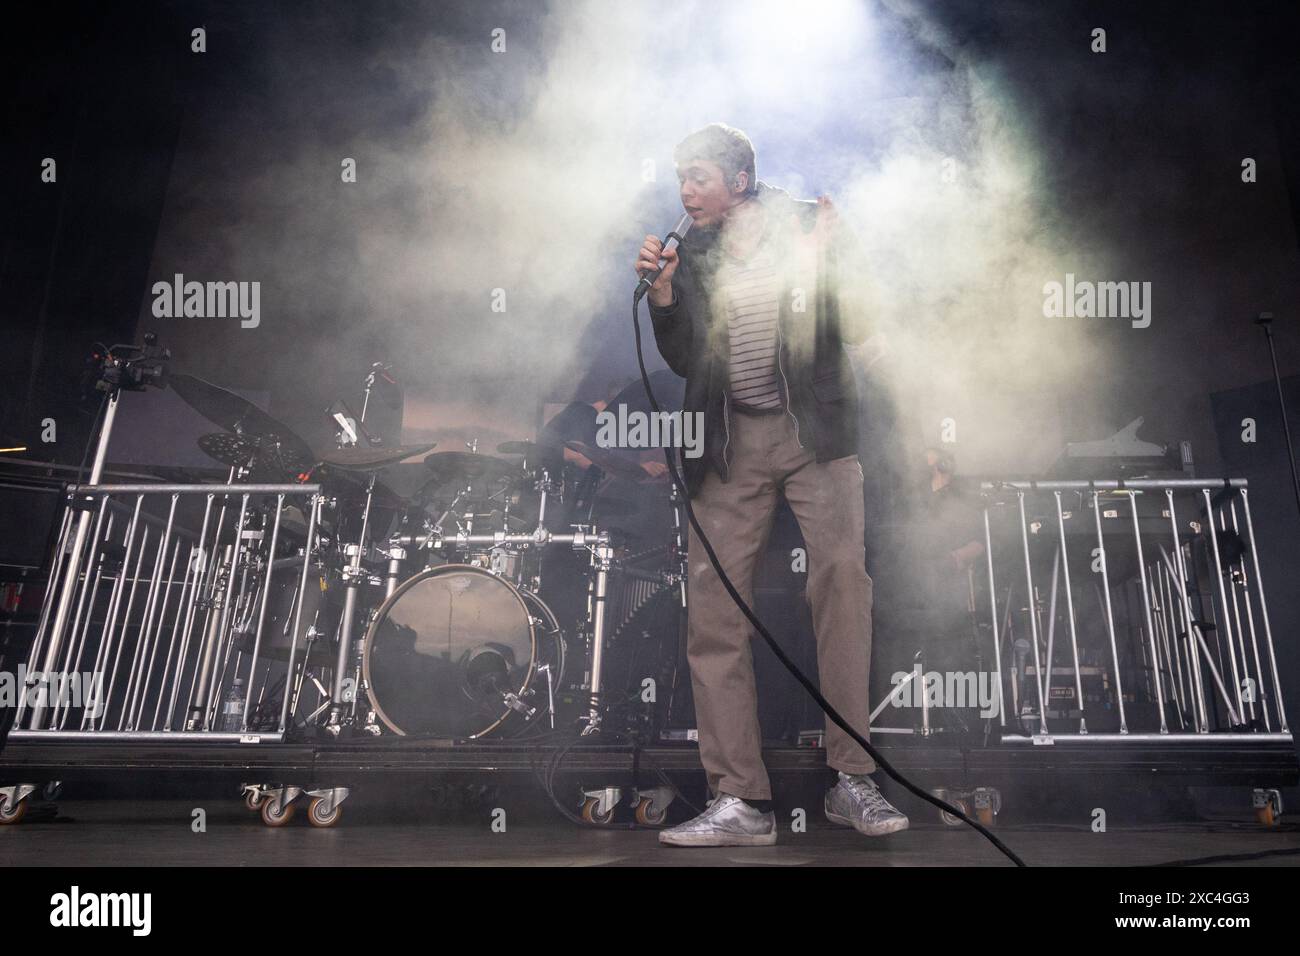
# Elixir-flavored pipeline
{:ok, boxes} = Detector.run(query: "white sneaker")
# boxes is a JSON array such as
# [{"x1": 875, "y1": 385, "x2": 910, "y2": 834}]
[
  {"x1": 658, "y1": 794, "x2": 777, "y2": 847},
  {"x1": 825, "y1": 772, "x2": 909, "y2": 836}
]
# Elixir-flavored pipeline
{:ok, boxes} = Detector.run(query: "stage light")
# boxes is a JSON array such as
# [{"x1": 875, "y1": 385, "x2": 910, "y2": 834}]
[{"x1": 714, "y1": 0, "x2": 874, "y2": 112}]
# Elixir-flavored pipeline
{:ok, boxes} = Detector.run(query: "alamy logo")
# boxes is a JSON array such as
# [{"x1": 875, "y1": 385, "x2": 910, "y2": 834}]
[
  {"x1": 0, "y1": 667, "x2": 103, "y2": 716},
  {"x1": 49, "y1": 886, "x2": 151, "y2": 936},
  {"x1": 1042, "y1": 273, "x2": 1151, "y2": 328},
  {"x1": 890, "y1": 669, "x2": 999, "y2": 718},
  {"x1": 595, "y1": 404, "x2": 704, "y2": 459},
  {"x1": 151, "y1": 273, "x2": 261, "y2": 329}
]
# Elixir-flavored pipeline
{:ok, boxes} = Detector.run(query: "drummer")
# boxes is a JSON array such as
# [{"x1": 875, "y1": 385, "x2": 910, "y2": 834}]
[{"x1": 538, "y1": 379, "x2": 670, "y2": 487}]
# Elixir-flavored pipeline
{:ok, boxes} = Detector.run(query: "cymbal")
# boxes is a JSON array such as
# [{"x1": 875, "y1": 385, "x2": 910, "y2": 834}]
[
  {"x1": 496, "y1": 440, "x2": 562, "y2": 459},
  {"x1": 197, "y1": 432, "x2": 253, "y2": 469},
  {"x1": 564, "y1": 440, "x2": 650, "y2": 482},
  {"x1": 318, "y1": 442, "x2": 437, "y2": 472},
  {"x1": 172, "y1": 374, "x2": 314, "y2": 466},
  {"x1": 197, "y1": 432, "x2": 310, "y2": 477},
  {"x1": 423, "y1": 451, "x2": 519, "y2": 486}
]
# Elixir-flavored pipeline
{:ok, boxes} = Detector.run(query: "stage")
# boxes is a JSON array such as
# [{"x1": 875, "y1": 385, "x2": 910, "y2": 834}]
[
  {"x1": 3, "y1": 796, "x2": 1299, "y2": 869},
  {"x1": 3, "y1": 735, "x2": 1296, "y2": 846}
]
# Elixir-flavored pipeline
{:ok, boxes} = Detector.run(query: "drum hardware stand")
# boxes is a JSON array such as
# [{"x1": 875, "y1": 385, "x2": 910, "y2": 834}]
[
  {"x1": 212, "y1": 531, "x2": 266, "y2": 709},
  {"x1": 319, "y1": 366, "x2": 393, "y2": 736},
  {"x1": 193, "y1": 496, "x2": 272, "y2": 731},
  {"x1": 501, "y1": 691, "x2": 536, "y2": 719},
  {"x1": 283, "y1": 609, "x2": 322, "y2": 725},
  {"x1": 359, "y1": 363, "x2": 383, "y2": 435},
  {"x1": 536, "y1": 662, "x2": 557, "y2": 729},
  {"x1": 296, "y1": 672, "x2": 333, "y2": 726},
  {"x1": 325, "y1": 472, "x2": 377, "y2": 736},
  {"x1": 186, "y1": 543, "x2": 236, "y2": 731},
  {"x1": 329, "y1": 362, "x2": 386, "y2": 450},
  {"x1": 381, "y1": 544, "x2": 406, "y2": 600},
  {"x1": 353, "y1": 605, "x2": 384, "y2": 734},
  {"x1": 247, "y1": 659, "x2": 275, "y2": 729},
  {"x1": 204, "y1": 514, "x2": 259, "y2": 731},
  {"x1": 203, "y1": 542, "x2": 250, "y2": 731},
  {"x1": 578, "y1": 526, "x2": 615, "y2": 736},
  {"x1": 430, "y1": 489, "x2": 469, "y2": 540},
  {"x1": 532, "y1": 466, "x2": 559, "y2": 590}
]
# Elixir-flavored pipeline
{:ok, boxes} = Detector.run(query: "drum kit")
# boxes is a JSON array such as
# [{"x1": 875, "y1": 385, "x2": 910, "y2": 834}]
[{"x1": 169, "y1": 366, "x2": 690, "y2": 743}]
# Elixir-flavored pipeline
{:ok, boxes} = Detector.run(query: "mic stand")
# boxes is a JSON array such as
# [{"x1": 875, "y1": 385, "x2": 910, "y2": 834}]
[{"x1": 1255, "y1": 312, "x2": 1300, "y2": 523}]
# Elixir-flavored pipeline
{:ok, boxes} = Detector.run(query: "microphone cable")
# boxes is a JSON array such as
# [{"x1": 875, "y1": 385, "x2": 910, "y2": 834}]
[{"x1": 631, "y1": 287, "x2": 1026, "y2": 867}]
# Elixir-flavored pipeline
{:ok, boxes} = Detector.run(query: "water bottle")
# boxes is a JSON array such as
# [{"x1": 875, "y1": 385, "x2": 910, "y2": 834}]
[{"x1": 221, "y1": 678, "x2": 246, "y2": 732}]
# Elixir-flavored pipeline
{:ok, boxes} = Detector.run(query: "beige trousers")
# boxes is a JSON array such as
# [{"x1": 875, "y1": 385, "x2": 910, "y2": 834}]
[{"x1": 686, "y1": 406, "x2": 876, "y2": 801}]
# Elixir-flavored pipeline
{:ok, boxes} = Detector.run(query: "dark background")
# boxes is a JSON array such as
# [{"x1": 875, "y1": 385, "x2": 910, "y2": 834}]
[
  {"x1": 2, "y1": 0, "x2": 1300, "y2": 740},
  {"x1": 3, "y1": 1, "x2": 1299, "y2": 454}
]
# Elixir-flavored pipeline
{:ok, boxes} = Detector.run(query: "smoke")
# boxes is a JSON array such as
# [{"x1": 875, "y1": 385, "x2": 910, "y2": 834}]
[
  {"x1": 346, "y1": 0, "x2": 1099, "y2": 469},
  {"x1": 348, "y1": 6, "x2": 662, "y2": 423},
  {"x1": 151, "y1": 0, "x2": 1114, "y2": 467},
  {"x1": 835, "y1": 48, "x2": 1094, "y2": 472}
]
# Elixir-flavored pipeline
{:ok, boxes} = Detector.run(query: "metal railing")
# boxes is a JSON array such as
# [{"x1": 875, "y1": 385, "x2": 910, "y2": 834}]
[
  {"x1": 977, "y1": 478, "x2": 1288, "y2": 740},
  {"x1": 12, "y1": 483, "x2": 323, "y2": 741}
]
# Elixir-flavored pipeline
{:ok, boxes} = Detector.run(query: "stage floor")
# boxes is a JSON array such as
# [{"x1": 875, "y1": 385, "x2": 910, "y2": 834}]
[{"x1": 3, "y1": 798, "x2": 1299, "y2": 867}]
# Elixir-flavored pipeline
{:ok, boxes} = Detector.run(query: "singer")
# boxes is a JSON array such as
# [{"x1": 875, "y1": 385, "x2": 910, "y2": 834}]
[{"x1": 636, "y1": 123, "x2": 908, "y2": 846}]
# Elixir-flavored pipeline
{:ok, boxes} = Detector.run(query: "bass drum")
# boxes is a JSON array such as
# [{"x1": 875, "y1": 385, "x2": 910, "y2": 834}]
[{"x1": 362, "y1": 564, "x2": 564, "y2": 738}]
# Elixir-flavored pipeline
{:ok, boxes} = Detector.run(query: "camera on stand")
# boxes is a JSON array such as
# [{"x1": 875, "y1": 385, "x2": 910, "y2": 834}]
[{"x1": 90, "y1": 332, "x2": 171, "y2": 395}]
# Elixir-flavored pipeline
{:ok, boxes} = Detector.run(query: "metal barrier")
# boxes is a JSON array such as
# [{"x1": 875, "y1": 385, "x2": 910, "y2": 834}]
[
  {"x1": 978, "y1": 478, "x2": 1289, "y2": 740},
  {"x1": 13, "y1": 483, "x2": 322, "y2": 741},
  {"x1": 12, "y1": 475, "x2": 1291, "y2": 751}
]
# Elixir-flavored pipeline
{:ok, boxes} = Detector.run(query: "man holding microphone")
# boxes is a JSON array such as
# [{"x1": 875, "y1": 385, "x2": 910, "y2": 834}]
[{"x1": 635, "y1": 123, "x2": 908, "y2": 847}]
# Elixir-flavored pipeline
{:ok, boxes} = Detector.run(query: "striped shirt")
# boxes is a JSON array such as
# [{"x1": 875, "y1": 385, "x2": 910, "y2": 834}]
[{"x1": 717, "y1": 247, "x2": 783, "y2": 410}]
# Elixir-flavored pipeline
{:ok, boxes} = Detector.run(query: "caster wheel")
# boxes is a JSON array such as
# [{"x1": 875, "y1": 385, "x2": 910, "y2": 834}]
[
  {"x1": 580, "y1": 797, "x2": 615, "y2": 825},
  {"x1": 975, "y1": 806, "x2": 995, "y2": 827},
  {"x1": 0, "y1": 798, "x2": 28, "y2": 826},
  {"x1": 308, "y1": 797, "x2": 343, "y2": 828},
  {"x1": 244, "y1": 790, "x2": 264, "y2": 812},
  {"x1": 1256, "y1": 804, "x2": 1277, "y2": 827},
  {"x1": 634, "y1": 797, "x2": 667, "y2": 826},
  {"x1": 42, "y1": 781, "x2": 63, "y2": 802},
  {"x1": 260, "y1": 798, "x2": 296, "y2": 827},
  {"x1": 940, "y1": 800, "x2": 969, "y2": 827}
]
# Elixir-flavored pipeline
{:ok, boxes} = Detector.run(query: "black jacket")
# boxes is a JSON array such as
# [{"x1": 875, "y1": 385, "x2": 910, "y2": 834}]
[{"x1": 649, "y1": 182, "x2": 873, "y2": 497}]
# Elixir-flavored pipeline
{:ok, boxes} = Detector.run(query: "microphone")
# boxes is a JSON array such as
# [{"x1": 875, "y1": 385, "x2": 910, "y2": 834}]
[{"x1": 635, "y1": 212, "x2": 693, "y2": 301}]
